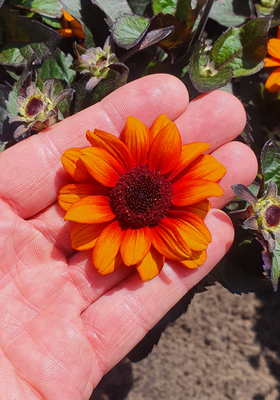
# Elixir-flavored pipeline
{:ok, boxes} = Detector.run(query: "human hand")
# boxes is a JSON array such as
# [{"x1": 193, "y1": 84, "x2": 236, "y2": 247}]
[{"x1": 0, "y1": 74, "x2": 257, "y2": 400}]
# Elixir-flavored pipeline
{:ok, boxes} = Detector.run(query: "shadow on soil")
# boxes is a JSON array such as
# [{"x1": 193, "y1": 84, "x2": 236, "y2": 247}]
[{"x1": 252, "y1": 289, "x2": 280, "y2": 399}]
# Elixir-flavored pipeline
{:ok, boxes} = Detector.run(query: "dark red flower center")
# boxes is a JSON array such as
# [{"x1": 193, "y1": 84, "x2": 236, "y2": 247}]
[
  {"x1": 264, "y1": 204, "x2": 280, "y2": 227},
  {"x1": 109, "y1": 165, "x2": 172, "y2": 228},
  {"x1": 26, "y1": 97, "x2": 44, "y2": 117}
]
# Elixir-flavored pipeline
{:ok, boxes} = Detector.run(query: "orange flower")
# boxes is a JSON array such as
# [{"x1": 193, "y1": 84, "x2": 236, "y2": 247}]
[
  {"x1": 264, "y1": 26, "x2": 280, "y2": 92},
  {"x1": 58, "y1": 115, "x2": 226, "y2": 281},
  {"x1": 57, "y1": 9, "x2": 84, "y2": 40}
]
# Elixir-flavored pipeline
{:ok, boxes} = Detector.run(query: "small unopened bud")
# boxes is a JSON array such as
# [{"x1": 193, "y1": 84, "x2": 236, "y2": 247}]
[{"x1": 199, "y1": 57, "x2": 218, "y2": 77}]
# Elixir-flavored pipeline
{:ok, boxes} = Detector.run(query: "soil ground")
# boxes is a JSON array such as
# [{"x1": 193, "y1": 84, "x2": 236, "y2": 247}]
[{"x1": 90, "y1": 283, "x2": 280, "y2": 400}]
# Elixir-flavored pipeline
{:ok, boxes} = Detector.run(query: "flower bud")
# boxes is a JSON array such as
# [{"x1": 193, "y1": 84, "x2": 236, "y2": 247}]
[
  {"x1": 73, "y1": 37, "x2": 119, "y2": 91},
  {"x1": 9, "y1": 80, "x2": 73, "y2": 139},
  {"x1": 261, "y1": 0, "x2": 277, "y2": 7}
]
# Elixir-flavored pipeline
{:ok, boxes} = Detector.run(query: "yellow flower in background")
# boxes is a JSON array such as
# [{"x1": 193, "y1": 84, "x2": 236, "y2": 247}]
[
  {"x1": 264, "y1": 26, "x2": 280, "y2": 92},
  {"x1": 58, "y1": 115, "x2": 226, "y2": 281}
]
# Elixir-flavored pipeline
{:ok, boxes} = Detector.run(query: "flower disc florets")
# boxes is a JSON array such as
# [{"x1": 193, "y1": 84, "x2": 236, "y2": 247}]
[
  {"x1": 254, "y1": 198, "x2": 280, "y2": 232},
  {"x1": 109, "y1": 165, "x2": 172, "y2": 228},
  {"x1": 16, "y1": 86, "x2": 54, "y2": 124}
]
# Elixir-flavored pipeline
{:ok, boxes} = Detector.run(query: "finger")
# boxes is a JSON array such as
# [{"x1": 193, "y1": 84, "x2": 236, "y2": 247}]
[
  {"x1": 175, "y1": 90, "x2": 247, "y2": 151},
  {"x1": 209, "y1": 141, "x2": 258, "y2": 209},
  {"x1": 29, "y1": 202, "x2": 74, "y2": 257},
  {"x1": 81, "y1": 209, "x2": 234, "y2": 384},
  {"x1": 0, "y1": 74, "x2": 189, "y2": 219}
]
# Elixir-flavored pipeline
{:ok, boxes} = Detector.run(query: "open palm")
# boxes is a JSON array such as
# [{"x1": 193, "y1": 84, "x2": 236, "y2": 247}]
[{"x1": 0, "y1": 75, "x2": 257, "y2": 400}]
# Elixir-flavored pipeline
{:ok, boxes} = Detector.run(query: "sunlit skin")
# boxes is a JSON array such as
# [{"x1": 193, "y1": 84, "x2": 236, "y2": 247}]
[{"x1": 0, "y1": 74, "x2": 258, "y2": 400}]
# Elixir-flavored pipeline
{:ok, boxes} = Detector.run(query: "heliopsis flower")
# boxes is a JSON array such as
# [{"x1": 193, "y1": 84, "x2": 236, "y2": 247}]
[
  {"x1": 264, "y1": 25, "x2": 280, "y2": 92},
  {"x1": 58, "y1": 115, "x2": 226, "y2": 281},
  {"x1": 57, "y1": 9, "x2": 84, "y2": 40}
]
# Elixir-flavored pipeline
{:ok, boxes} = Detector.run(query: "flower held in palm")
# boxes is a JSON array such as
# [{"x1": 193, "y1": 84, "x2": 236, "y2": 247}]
[{"x1": 59, "y1": 115, "x2": 226, "y2": 281}]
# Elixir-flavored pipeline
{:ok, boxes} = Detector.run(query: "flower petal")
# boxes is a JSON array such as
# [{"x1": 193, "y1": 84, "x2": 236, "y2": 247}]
[
  {"x1": 265, "y1": 68, "x2": 280, "y2": 93},
  {"x1": 58, "y1": 183, "x2": 109, "y2": 211},
  {"x1": 267, "y1": 38, "x2": 280, "y2": 59},
  {"x1": 65, "y1": 195, "x2": 115, "y2": 223},
  {"x1": 184, "y1": 154, "x2": 226, "y2": 182},
  {"x1": 81, "y1": 147, "x2": 126, "y2": 187},
  {"x1": 62, "y1": 9, "x2": 75, "y2": 21},
  {"x1": 168, "y1": 142, "x2": 210, "y2": 181},
  {"x1": 264, "y1": 57, "x2": 280, "y2": 67},
  {"x1": 57, "y1": 28, "x2": 75, "y2": 38},
  {"x1": 180, "y1": 250, "x2": 207, "y2": 269},
  {"x1": 148, "y1": 122, "x2": 181, "y2": 175},
  {"x1": 172, "y1": 199, "x2": 210, "y2": 219},
  {"x1": 92, "y1": 221, "x2": 125, "y2": 275},
  {"x1": 71, "y1": 222, "x2": 110, "y2": 250},
  {"x1": 172, "y1": 178, "x2": 223, "y2": 206},
  {"x1": 151, "y1": 221, "x2": 192, "y2": 261},
  {"x1": 120, "y1": 227, "x2": 152, "y2": 266},
  {"x1": 149, "y1": 114, "x2": 171, "y2": 140},
  {"x1": 166, "y1": 211, "x2": 211, "y2": 250},
  {"x1": 61, "y1": 148, "x2": 94, "y2": 183},
  {"x1": 120, "y1": 116, "x2": 151, "y2": 167},
  {"x1": 136, "y1": 246, "x2": 165, "y2": 281},
  {"x1": 86, "y1": 129, "x2": 133, "y2": 170}
]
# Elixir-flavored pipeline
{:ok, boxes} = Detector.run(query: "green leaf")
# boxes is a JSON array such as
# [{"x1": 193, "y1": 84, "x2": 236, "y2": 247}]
[
  {"x1": 175, "y1": 0, "x2": 194, "y2": 27},
  {"x1": 37, "y1": 48, "x2": 75, "y2": 85},
  {"x1": 41, "y1": 16, "x2": 62, "y2": 28},
  {"x1": 189, "y1": 41, "x2": 232, "y2": 92},
  {"x1": 6, "y1": 55, "x2": 36, "y2": 117},
  {"x1": 91, "y1": 0, "x2": 133, "y2": 26},
  {"x1": 0, "y1": 141, "x2": 7, "y2": 152},
  {"x1": 152, "y1": 0, "x2": 177, "y2": 15},
  {"x1": 57, "y1": 0, "x2": 81, "y2": 20},
  {"x1": 261, "y1": 140, "x2": 280, "y2": 192},
  {"x1": 8, "y1": 0, "x2": 62, "y2": 18},
  {"x1": 112, "y1": 15, "x2": 150, "y2": 49},
  {"x1": 74, "y1": 63, "x2": 129, "y2": 113},
  {"x1": 256, "y1": 2, "x2": 280, "y2": 27},
  {"x1": 210, "y1": 18, "x2": 270, "y2": 78},
  {"x1": 0, "y1": 7, "x2": 61, "y2": 67},
  {"x1": 149, "y1": 13, "x2": 191, "y2": 53},
  {"x1": 209, "y1": 0, "x2": 252, "y2": 27},
  {"x1": 127, "y1": 0, "x2": 150, "y2": 15},
  {"x1": 0, "y1": 83, "x2": 11, "y2": 132},
  {"x1": 120, "y1": 25, "x2": 174, "y2": 62},
  {"x1": 271, "y1": 236, "x2": 280, "y2": 291}
]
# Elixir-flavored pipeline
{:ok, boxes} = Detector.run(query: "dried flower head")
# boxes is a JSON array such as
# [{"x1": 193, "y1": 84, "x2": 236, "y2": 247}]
[
  {"x1": 58, "y1": 115, "x2": 226, "y2": 281},
  {"x1": 9, "y1": 80, "x2": 73, "y2": 139}
]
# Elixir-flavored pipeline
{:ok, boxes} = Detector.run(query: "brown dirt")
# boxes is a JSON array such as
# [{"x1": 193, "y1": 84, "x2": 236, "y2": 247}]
[{"x1": 90, "y1": 283, "x2": 280, "y2": 400}]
